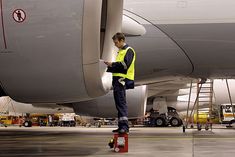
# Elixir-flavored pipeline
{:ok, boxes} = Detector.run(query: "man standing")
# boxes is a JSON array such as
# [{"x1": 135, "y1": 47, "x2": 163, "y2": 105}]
[{"x1": 104, "y1": 32, "x2": 136, "y2": 134}]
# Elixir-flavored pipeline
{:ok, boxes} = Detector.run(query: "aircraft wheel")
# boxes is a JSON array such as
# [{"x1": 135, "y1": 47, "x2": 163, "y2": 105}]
[
  {"x1": 170, "y1": 117, "x2": 180, "y2": 127},
  {"x1": 23, "y1": 121, "x2": 32, "y2": 127},
  {"x1": 155, "y1": 117, "x2": 165, "y2": 127}
]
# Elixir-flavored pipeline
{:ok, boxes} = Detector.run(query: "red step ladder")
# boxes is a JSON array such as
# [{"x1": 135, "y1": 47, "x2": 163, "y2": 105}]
[{"x1": 109, "y1": 133, "x2": 128, "y2": 153}]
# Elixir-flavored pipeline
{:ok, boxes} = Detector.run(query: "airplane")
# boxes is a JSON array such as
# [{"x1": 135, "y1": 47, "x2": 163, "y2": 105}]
[
  {"x1": 149, "y1": 79, "x2": 235, "y2": 114},
  {"x1": 1, "y1": 0, "x2": 235, "y2": 118}
]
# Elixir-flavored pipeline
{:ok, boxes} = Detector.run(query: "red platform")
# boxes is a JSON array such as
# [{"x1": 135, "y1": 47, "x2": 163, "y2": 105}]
[{"x1": 113, "y1": 133, "x2": 128, "y2": 153}]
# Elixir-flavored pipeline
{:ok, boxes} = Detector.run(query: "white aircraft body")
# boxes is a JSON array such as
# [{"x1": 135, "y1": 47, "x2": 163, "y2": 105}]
[
  {"x1": 152, "y1": 79, "x2": 235, "y2": 113},
  {"x1": 1, "y1": 0, "x2": 235, "y2": 117}
]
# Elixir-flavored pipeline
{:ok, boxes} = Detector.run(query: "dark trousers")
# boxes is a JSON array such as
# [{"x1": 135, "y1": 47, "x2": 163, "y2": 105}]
[{"x1": 113, "y1": 77, "x2": 129, "y2": 130}]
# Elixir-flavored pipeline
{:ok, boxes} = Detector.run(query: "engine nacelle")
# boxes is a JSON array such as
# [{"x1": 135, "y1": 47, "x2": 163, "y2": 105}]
[
  {"x1": 72, "y1": 85, "x2": 147, "y2": 118},
  {"x1": 0, "y1": 0, "x2": 123, "y2": 103}
]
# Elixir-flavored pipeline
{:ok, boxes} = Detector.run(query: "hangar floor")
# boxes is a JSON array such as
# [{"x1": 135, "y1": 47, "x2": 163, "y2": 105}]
[{"x1": 0, "y1": 126, "x2": 235, "y2": 157}]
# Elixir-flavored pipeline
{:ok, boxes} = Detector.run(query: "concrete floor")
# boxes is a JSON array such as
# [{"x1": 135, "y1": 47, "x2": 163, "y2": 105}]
[{"x1": 0, "y1": 125, "x2": 235, "y2": 157}]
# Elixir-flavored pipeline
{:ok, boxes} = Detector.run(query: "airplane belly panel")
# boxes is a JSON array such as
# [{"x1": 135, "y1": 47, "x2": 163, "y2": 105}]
[
  {"x1": 158, "y1": 23, "x2": 235, "y2": 78},
  {"x1": 124, "y1": 0, "x2": 235, "y2": 78},
  {"x1": 127, "y1": 24, "x2": 194, "y2": 82}
]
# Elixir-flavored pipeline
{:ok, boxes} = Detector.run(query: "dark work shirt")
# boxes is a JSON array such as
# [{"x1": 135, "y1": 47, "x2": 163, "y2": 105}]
[{"x1": 106, "y1": 44, "x2": 134, "y2": 74}]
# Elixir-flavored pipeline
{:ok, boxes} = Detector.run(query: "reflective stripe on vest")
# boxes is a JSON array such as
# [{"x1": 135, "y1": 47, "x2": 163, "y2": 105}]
[{"x1": 113, "y1": 47, "x2": 136, "y2": 80}]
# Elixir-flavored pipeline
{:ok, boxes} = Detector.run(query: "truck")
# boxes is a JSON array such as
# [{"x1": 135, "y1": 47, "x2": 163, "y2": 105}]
[
  {"x1": 59, "y1": 113, "x2": 76, "y2": 127},
  {"x1": 23, "y1": 114, "x2": 48, "y2": 127},
  {"x1": 145, "y1": 107, "x2": 182, "y2": 127},
  {"x1": 220, "y1": 104, "x2": 235, "y2": 126}
]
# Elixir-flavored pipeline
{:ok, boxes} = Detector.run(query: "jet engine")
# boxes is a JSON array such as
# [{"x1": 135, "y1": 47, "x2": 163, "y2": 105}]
[
  {"x1": 0, "y1": 0, "x2": 123, "y2": 103},
  {"x1": 72, "y1": 85, "x2": 147, "y2": 118}
]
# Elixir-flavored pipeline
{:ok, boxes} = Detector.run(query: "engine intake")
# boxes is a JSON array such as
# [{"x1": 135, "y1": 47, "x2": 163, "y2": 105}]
[{"x1": 0, "y1": 0, "x2": 123, "y2": 103}]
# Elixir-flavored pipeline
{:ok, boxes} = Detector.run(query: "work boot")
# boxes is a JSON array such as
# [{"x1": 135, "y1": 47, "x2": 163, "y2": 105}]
[
  {"x1": 112, "y1": 128, "x2": 120, "y2": 133},
  {"x1": 118, "y1": 128, "x2": 129, "y2": 134}
]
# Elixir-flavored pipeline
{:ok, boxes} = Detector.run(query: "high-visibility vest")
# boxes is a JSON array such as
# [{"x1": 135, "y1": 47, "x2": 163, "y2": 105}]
[{"x1": 113, "y1": 47, "x2": 136, "y2": 80}]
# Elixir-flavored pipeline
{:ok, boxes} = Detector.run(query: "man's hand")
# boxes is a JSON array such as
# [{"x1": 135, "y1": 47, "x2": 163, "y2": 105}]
[{"x1": 104, "y1": 61, "x2": 112, "y2": 67}]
